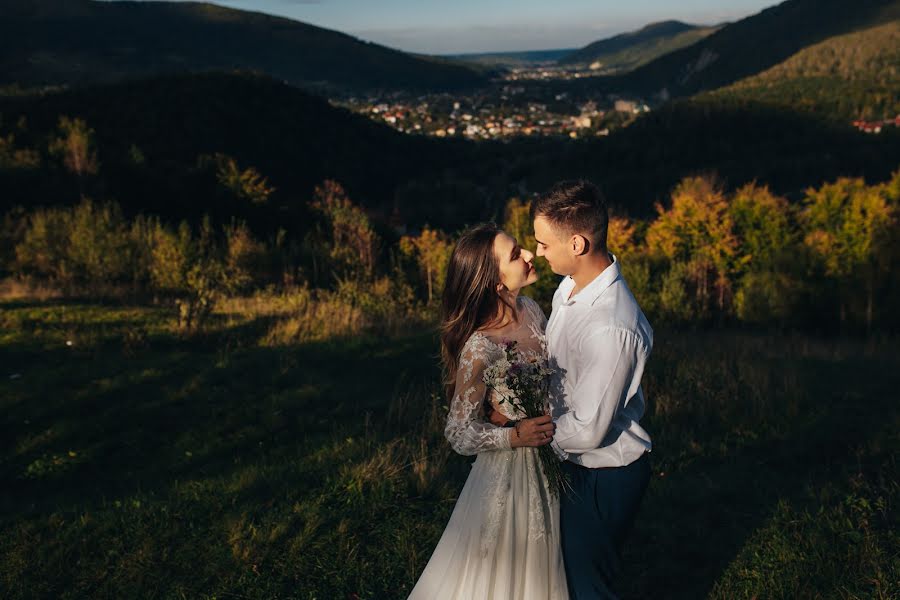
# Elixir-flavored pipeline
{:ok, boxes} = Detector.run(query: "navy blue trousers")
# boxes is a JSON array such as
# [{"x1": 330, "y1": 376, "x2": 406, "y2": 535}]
[{"x1": 560, "y1": 453, "x2": 650, "y2": 600}]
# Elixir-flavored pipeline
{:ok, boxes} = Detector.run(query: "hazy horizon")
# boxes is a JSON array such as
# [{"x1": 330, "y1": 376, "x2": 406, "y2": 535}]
[{"x1": 98, "y1": 0, "x2": 782, "y2": 54}]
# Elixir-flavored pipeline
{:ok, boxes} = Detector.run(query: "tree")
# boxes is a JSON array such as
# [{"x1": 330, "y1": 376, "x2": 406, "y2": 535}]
[
  {"x1": 223, "y1": 220, "x2": 267, "y2": 291},
  {"x1": 212, "y1": 153, "x2": 275, "y2": 205},
  {"x1": 801, "y1": 177, "x2": 894, "y2": 330},
  {"x1": 399, "y1": 226, "x2": 453, "y2": 304},
  {"x1": 0, "y1": 132, "x2": 40, "y2": 170},
  {"x1": 729, "y1": 183, "x2": 798, "y2": 324},
  {"x1": 729, "y1": 183, "x2": 793, "y2": 270},
  {"x1": 607, "y1": 215, "x2": 637, "y2": 258},
  {"x1": 310, "y1": 180, "x2": 379, "y2": 283},
  {"x1": 149, "y1": 221, "x2": 193, "y2": 293},
  {"x1": 646, "y1": 176, "x2": 739, "y2": 319},
  {"x1": 48, "y1": 116, "x2": 99, "y2": 196}
]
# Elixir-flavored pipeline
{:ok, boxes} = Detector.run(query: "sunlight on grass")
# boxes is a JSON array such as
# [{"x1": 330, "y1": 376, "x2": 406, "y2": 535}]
[{"x1": 1, "y1": 300, "x2": 897, "y2": 598}]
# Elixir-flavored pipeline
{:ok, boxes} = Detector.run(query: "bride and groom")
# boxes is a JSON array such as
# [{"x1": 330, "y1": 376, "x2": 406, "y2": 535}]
[{"x1": 409, "y1": 180, "x2": 653, "y2": 600}]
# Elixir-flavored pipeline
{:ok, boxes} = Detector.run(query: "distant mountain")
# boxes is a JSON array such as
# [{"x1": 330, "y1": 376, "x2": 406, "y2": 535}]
[
  {"x1": 703, "y1": 20, "x2": 900, "y2": 120},
  {"x1": 0, "y1": 0, "x2": 487, "y2": 94},
  {"x1": 617, "y1": 0, "x2": 900, "y2": 98},
  {"x1": 558, "y1": 21, "x2": 721, "y2": 72},
  {"x1": 448, "y1": 49, "x2": 575, "y2": 68}
]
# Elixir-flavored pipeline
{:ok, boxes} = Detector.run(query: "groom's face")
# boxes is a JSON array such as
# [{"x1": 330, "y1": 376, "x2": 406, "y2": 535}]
[{"x1": 533, "y1": 216, "x2": 575, "y2": 276}]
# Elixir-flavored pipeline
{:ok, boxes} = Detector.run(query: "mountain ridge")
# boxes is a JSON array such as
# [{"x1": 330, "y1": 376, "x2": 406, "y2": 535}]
[
  {"x1": 0, "y1": 0, "x2": 487, "y2": 94},
  {"x1": 700, "y1": 20, "x2": 900, "y2": 120},
  {"x1": 559, "y1": 20, "x2": 721, "y2": 72},
  {"x1": 613, "y1": 0, "x2": 900, "y2": 97}
]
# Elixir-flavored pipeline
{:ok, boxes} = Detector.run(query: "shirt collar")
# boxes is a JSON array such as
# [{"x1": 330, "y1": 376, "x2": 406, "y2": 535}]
[{"x1": 560, "y1": 253, "x2": 621, "y2": 306}]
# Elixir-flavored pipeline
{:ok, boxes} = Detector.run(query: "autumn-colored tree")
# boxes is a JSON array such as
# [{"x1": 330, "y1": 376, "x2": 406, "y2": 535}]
[
  {"x1": 801, "y1": 177, "x2": 894, "y2": 330},
  {"x1": 310, "y1": 180, "x2": 379, "y2": 283},
  {"x1": 224, "y1": 220, "x2": 268, "y2": 291},
  {"x1": 14, "y1": 207, "x2": 71, "y2": 280},
  {"x1": 729, "y1": 183, "x2": 798, "y2": 323},
  {"x1": 878, "y1": 169, "x2": 900, "y2": 330},
  {"x1": 607, "y1": 215, "x2": 637, "y2": 258},
  {"x1": 65, "y1": 200, "x2": 132, "y2": 283},
  {"x1": 646, "y1": 176, "x2": 739, "y2": 318},
  {"x1": 48, "y1": 116, "x2": 99, "y2": 196},
  {"x1": 399, "y1": 226, "x2": 453, "y2": 303},
  {"x1": 212, "y1": 154, "x2": 275, "y2": 205},
  {"x1": 883, "y1": 168, "x2": 900, "y2": 206},
  {"x1": 0, "y1": 132, "x2": 40, "y2": 170},
  {"x1": 730, "y1": 183, "x2": 793, "y2": 269}
]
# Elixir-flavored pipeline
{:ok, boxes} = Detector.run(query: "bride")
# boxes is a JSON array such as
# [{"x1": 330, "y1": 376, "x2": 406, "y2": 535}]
[{"x1": 409, "y1": 223, "x2": 568, "y2": 599}]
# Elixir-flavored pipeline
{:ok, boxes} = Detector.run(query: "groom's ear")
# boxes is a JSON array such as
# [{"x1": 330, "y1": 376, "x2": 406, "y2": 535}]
[{"x1": 571, "y1": 234, "x2": 589, "y2": 256}]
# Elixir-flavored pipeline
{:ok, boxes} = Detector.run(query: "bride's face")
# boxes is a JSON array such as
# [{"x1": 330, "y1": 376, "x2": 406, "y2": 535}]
[{"x1": 493, "y1": 232, "x2": 538, "y2": 294}]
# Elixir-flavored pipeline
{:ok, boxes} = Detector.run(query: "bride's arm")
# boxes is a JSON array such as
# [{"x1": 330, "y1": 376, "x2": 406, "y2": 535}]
[
  {"x1": 445, "y1": 339, "x2": 555, "y2": 455},
  {"x1": 444, "y1": 340, "x2": 512, "y2": 456}
]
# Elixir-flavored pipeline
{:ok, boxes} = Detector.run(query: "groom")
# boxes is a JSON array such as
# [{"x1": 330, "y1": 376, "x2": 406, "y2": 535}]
[{"x1": 532, "y1": 180, "x2": 652, "y2": 599}]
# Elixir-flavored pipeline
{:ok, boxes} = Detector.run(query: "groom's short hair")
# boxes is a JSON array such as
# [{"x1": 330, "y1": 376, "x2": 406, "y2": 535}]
[{"x1": 532, "y1": 180, "x2": 609, "y2": 251}]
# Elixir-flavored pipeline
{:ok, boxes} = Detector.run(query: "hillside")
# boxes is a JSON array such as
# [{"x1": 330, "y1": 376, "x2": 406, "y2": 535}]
[
  {"x1": 0, "y1": 0, "x2": 487, "y2": 94},
  {"x1": 559, "y1": 21, "x2": 721, "y2": 72},
  {"x1": 0, "y1": 72, "x2": 457, "y2": 231},
  {"x1": 1, "y1": 72, "x2": 898, "y2": 236},
  {"x1": 703, "y1": 21, "x2": 900, "y2": 120},
  {"x1": 614, "y1": 0, "x2": 900, "y2": 98}
]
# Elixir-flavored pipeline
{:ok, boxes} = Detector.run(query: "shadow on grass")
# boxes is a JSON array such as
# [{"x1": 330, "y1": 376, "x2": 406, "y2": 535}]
[
  {"x1": 618, "y1": 348, "x2": 899, "y2": 599},
  {"x1": 2, "y1": 313, "x2": 896, "y2": 598},
  {"x1": 0, "y1": 312, "x2": 439, "y2": 521}
]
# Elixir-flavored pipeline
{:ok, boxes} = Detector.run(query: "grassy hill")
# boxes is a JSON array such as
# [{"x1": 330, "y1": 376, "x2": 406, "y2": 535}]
[
  {"x1": 703, "y1": 20, "x2": 900, "y2": 120},
  {"x1": 0, "y1": 0, "x2": 487, "y2": 94},
  {"x1": 0, "y1": 300, "x2": 896, "y2": 598},
  {"x1": 558, "y1": 20, "x2": 721, "y2": 73},
  {"x1": 614, "y1": 0, "x2": 900, "y2": 98}
]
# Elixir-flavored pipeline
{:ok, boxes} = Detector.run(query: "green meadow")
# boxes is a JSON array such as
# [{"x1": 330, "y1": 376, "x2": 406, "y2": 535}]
[{"x1": 1, "y1": 298, "x2": 896, "y2": 599}]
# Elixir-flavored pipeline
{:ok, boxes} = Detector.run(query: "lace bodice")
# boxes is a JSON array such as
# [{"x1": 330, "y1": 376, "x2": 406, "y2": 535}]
[{"x1": 444, "y1": 295, "x2": 549, "y2": 456}]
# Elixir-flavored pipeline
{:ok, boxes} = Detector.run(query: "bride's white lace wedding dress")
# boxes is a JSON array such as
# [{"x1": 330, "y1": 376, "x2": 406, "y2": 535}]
[{"x1": 409, "y1": 296, "x2": 568, "y2": 600}]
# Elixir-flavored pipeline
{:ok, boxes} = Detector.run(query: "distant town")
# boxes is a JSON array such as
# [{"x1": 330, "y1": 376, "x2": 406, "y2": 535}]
[
  {"x1": 852, "y1": 116, "x2": 900, "y2": 134},
  {"x1": 335, "y1": 64, "x2": 652, "y2": 140},
  {"x1": 334, "y1": 59, "x2": 898, "y2": 141}
]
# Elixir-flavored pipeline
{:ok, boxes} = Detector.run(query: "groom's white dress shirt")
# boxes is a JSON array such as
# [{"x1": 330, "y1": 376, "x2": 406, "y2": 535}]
[{"x1": 547, "y1": 254, "x2": 653, "y2": 469}]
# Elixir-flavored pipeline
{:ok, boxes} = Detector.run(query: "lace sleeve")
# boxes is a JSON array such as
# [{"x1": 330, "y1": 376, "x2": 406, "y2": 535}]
[{"x1": 444, "y1": 335, "x2": 512, "y2": 456}]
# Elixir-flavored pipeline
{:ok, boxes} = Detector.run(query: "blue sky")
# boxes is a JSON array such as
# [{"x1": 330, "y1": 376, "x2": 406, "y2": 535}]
[{"x1": 108, "y1": 0, "x2": 782, "y2": 54}]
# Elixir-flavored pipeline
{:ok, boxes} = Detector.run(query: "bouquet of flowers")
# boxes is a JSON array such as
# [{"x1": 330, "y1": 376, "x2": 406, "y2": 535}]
[{"x1": 482, "y1": 340, "x2": 567, "y2": 496}]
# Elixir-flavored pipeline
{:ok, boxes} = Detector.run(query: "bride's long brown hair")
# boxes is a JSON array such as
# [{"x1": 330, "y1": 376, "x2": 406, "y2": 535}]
[{"x1": 440, "y1": 223, "x2": 516, "y2": 398}]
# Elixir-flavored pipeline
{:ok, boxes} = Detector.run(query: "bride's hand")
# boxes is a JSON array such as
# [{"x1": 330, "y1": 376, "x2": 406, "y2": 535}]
[
  {"x1": 509, "y1": 415, "x2": 555, "y2": 448},
  {"x1": 485, "y1": 403, "x2": 511, "y2": 427}
]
